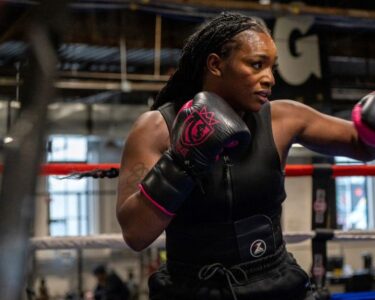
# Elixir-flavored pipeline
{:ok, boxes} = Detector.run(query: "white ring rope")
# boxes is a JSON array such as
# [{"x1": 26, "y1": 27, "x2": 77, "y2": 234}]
[
  {"x1": 29, "y1": 230, "x2": 375, "y2": 251},
  {"x1": 333, "y1": 230, "x2": 375, "y2": 241},
  {"x1": 284, "y1": 232, "x2": 315, "y2": 243},
  {"x1": 29, "y1": 234, "x2": 165, "y2": 250}
]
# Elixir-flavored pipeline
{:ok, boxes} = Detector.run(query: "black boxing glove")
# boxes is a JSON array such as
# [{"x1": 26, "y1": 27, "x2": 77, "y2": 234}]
[
  {"x1": 170, "y1": 91, "x2": 252, "y2": 175},
  {"x1": 352, "y1": 92, "x2": 375, "y2": 147},
  {"x1": 138, "y1": 91, "x2": 251, "y2": 216}
]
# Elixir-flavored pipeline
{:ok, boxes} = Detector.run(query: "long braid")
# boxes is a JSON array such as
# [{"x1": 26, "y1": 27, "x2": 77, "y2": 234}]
[{"x1": 152, "y1": 12, "x2": 269, "y2": 111}]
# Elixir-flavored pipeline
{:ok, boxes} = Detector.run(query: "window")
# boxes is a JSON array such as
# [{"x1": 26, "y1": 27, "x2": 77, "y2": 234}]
[
  {"x1": 48, "y1": 136, "x2": 87, "y2": 162},
  {"x1": 335, "y1": 157, "x2": 374, "y2": 230},
  {"x1": 47, "y1": 135, "x2": 90, "y2": 236}
]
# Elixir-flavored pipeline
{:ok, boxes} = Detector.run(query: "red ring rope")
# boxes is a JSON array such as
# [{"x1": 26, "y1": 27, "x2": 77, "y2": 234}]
[
  {"x1": 1, "y1": 163, "x2": 375, "y2": 177},
  {"x1": 286, "y1": 164, "x2": 375, "y2": 176},
  {"x1": 39, "y1": 163, "x2": 119, "y2": 175},
  {"x1": 332, "y1": 165, "x2": 375, "y2": 177}
]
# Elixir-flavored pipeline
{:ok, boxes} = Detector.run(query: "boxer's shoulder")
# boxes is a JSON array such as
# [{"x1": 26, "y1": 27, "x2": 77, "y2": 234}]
[
  {"x1": 270, "y1": 99, "x2": 307, "y2": 114},
  {"x1": 133, "y1": 110, "x2": 168, "y2": 130},
  {"x1": 128, "y1": 110, "x2": 170, "y2": 153},
  {"x1": 270, "y1": 99, "x2": 317, "y2": 124}
]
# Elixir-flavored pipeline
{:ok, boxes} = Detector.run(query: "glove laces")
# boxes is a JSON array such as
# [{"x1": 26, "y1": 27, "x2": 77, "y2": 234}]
[{"x1": 198, "y1": 263, "x2": 248, "y2": 300}]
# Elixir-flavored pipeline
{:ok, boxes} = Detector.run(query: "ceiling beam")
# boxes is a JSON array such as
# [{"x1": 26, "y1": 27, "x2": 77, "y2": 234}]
[
  {"x1": 151, "y1": 0, "x2": 375, "y2": 19},
  {"x1": 0, "y1": 76, "x2": 165, "y2": 92}
]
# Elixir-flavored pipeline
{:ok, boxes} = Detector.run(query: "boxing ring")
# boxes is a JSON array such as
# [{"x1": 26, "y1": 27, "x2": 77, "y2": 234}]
[
  {"x1": 8, "y1": 162, "x2": 368, "y2": 299},
  {"x1": 22, "y1": 162, "x2": 375, "y2": 300},
  {"x1": 29, "y1": 163, "x2": 375, "y2": 250},
  {"x1": 30, "y1": 164, "x2": 375, "y2": 238}
]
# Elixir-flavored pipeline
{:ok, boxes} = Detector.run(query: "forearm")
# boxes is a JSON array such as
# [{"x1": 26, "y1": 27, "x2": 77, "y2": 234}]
[{"x1": 116, "y1": 192, "x2": 172, "y2": 251}]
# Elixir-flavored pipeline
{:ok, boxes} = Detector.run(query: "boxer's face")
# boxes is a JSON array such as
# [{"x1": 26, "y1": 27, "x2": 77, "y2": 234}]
[{"x1": 214, "y1": 30, "x2": 277, "y2": 112}]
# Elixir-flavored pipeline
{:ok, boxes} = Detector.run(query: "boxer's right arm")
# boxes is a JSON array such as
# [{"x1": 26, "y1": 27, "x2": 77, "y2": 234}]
[
  {"x1": 116, "y1": 111, "x2": 172, "y2": 251},
  {"x1": 118, "y1": 93, "x2": 251, "y2": 251}
]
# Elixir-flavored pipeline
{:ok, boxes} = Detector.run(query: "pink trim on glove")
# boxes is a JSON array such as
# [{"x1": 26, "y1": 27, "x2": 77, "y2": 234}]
[
  {"x1": 137, "y1": 183, "x2": 176, "y2": 217},
  {"x1": 178, "y1": 99, "x2": 193, "y2": 114},
  {"x1": 352, "y1": 104, "x2": 375, "y2": 147},
  {"x1": 173, "y1": 100, "x2": 194, "y2": 129}
]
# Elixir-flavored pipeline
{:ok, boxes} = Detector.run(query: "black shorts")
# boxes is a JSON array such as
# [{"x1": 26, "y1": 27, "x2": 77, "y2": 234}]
[{"x1": 148, "y1": 246, "x2": 313, "y2": 300}]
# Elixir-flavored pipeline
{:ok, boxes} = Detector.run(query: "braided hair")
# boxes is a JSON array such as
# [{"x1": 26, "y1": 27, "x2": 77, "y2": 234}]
[{"x1": 152, "y1": 12, "x2": 270, "y2": 111}]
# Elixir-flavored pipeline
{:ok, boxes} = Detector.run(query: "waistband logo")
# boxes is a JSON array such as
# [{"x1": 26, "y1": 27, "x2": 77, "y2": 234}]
[{"x1": 250, "y1": 239, "x2": 267, "y2": 258}]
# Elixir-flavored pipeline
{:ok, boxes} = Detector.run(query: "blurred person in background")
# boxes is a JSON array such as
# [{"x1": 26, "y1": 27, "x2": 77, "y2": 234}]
[{"x1": 92, "y1": 265, "x2": 130, "y2": 300}]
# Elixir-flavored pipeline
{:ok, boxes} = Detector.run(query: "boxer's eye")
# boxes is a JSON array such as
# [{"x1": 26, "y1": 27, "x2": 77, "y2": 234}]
[{"x1": 252, "y1": 62, "x2": 263, "y2": 70}]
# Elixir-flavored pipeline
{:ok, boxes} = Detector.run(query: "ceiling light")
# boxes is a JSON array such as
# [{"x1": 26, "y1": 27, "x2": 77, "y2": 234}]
[
  {"x1": 259, "y1": 0, "x2": 271, "y2": 5},
  {"x1": 4, "y1": 136, "x2": 14, "y2": 144}
]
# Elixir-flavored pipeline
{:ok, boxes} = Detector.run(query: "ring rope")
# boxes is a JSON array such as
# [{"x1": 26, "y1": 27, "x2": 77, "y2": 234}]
[
  {"x1": 29, "y1": 234, "x2": 165, "y2": 250},
  {"x1": 29, "y1": 230, "x2": 375, "y2": 250},
  {"x1": 1, "y1": 163, "x2": 374, "y2": 177},
  {"x1": 333, "y1": 230, "x2": 375, "y2": 240}
]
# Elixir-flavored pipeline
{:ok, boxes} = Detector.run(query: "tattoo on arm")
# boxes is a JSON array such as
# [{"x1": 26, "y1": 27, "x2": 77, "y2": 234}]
[{"x1": 123, "y1": 162, "x2": 149, "y2": 195}]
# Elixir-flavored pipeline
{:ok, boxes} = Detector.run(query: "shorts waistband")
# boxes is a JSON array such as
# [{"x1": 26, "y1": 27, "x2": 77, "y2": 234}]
[
  {"x1": 167, "y1": 242, "x2": 287, "y2": 278},
  {"x1": 166, "y1": 214, "x2": 283, "y2": 265}
]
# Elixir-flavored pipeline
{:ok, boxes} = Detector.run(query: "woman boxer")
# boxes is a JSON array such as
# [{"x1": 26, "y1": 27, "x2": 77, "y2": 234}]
[{"x1": 116, "y1": 12, "x2": 375, "y2": 300}]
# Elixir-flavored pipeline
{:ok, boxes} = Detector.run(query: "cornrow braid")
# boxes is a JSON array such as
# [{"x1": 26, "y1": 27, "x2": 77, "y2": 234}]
[{"x1": 152, "y1": 12, "x2": 269, "y2": 111}]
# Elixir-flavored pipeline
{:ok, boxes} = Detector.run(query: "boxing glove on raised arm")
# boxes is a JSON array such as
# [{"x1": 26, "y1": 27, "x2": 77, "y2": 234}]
[
  {"x1": 352, "y1": 92, "x2": 375, "y2": 147},
  {"x1": 138, "y1": 91, "x2": 251, "y2": 216}
]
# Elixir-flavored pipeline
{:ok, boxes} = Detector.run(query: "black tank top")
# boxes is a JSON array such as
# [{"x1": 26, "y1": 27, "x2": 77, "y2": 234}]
[{"x1": 158, "y1": 102, "x2": 286, "y2": 264}]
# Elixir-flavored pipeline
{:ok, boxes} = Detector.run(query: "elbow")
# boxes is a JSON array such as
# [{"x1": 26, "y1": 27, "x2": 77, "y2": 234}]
[
  {"x1": 116, "y1": 203, "x2": 149, "y2": 252},
  {"x1": 117, "y1": 213, "x2": 148, "y2": 252},
  {"x1": 116, "y1": 195, "x2": 163, "y2": 252},
  {"x1": 122, "y1": 231, "x2": 149, "y2": 252}
]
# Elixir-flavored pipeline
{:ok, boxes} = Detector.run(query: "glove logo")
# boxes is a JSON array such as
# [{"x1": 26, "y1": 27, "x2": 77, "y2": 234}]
[
  {"x1": 250, "y1": 239, "x2": 267, "y2": 258},
  {"x1": 181, "y1": 106, "x2": 219, "y2": 146}
]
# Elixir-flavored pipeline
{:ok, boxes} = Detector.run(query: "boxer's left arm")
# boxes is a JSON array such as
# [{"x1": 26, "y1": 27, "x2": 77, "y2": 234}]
[{"x1": 272, "y1": 97, "x2": 375, "y2": 162}]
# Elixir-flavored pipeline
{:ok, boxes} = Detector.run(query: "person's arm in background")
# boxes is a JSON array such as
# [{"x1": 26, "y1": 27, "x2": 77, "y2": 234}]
[
  {"x1": 116, "y1": 111, "x2": 173, "y2": 251},
  {"x1": 272, "y1": 93, "x2": 375, "y2": 162}
]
